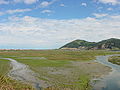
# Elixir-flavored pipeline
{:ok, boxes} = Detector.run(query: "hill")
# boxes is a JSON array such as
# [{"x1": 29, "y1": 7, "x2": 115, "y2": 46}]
[{"x1": 60, "y1": 38, "x2": 120, "y2": 50}]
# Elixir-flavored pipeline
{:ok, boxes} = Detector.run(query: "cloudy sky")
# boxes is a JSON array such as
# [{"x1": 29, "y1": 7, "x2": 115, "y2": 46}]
[{"x1": 0, "y1": 0, "x2": 120, "y2": 49}]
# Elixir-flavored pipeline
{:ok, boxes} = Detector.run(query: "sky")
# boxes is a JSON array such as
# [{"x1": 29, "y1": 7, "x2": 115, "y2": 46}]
[{"x1": 0, "y1": 0, "x2": 120, "y2": 49}]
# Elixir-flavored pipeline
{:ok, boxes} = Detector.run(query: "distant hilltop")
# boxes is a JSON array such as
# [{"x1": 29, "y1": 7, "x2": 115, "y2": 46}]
[{"x1": 60, "y1": 38, "x2": 120, "y2": 50}]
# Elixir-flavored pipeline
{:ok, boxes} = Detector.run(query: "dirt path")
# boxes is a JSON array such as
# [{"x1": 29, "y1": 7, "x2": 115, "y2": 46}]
[{"x1": 0, "y1": 58, "x2": 41, "y2": 90}]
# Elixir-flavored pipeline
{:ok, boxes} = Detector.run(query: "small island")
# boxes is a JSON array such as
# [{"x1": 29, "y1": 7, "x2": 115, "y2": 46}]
[{"x1": 108, "y1": 56, "x2": 120, "y2": 65}]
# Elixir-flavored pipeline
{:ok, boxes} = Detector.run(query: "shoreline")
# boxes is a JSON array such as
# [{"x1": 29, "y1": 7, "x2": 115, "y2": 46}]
[
  {"x1": 1, "y1": 53, "x2": 119, "y2": 90},
  {"x1": 92, "y1": 55, "x2": 120, "y2": 90}
]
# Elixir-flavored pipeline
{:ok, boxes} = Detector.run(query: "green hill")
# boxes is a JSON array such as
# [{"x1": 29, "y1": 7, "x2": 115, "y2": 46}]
[{"x1": 60, "y1": 38, "x2": 120, "y2": 50}]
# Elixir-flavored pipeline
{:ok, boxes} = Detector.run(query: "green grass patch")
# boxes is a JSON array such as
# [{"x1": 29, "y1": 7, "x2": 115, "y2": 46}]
[
  {"x1": 16, "y1": 59, "x2": 70, "y2": 67},
  {"x1": 0, "y1": 59, "x2": 10, "y2": 75}
]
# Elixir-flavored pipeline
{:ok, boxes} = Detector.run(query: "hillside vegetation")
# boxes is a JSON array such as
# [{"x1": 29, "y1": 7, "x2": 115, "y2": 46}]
[{"x1": 60, "y1": 38, "x2": 120, "y2": 50}]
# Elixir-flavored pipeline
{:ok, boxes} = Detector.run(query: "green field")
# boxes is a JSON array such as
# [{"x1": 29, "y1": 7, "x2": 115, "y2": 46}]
[{"x1": 0, "y1": 50, "x2": 120, "y2": 90}]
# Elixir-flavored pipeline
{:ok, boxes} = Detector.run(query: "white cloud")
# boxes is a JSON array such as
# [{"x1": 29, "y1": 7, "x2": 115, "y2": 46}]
[
  {"x1": 24, "y1": 0, "x2": 38, "y2": 4},
  {"x1": 41, "y1": 10, "x2": 52, "y2": 14},
  {"x1": 60, "y1": 4, "x2": 65, "y2": 7},
  {"x1": 13, "y1": 0, "x2": 38, "y2": 4},
  {"x1": 93, "y1": 13, "x2": 108, "y2": 18},
  {"x1": 22, "y1": 16, "x2": 38, "y2": 22},
  {"x1": 81, "y1": 3, "x2": 87, "y2": 6},
  {"x1": 39, "y1": 0, "x2": 58, "y2": 8},
  {"x1": 6, "y1": 8, "x2": 32, "y2": 14},
  {"x1": 107, "y1": 8, "x2": 113, "y2": 11},
  {"x1": 0, "y1": 8, "x2": 32, "y2": 16},
  {"x1": 40, "y1": 1, "x2": 50, "y2": 7},
  {"x1": 0, "y1": 0, "x2": 9, "y2": 4},
  {"x1": 0, "y1": 15, "x2": 120, "y2": 49},
  {"x1": 98, "y1": 0, "x2": 120, "y2": 5}
]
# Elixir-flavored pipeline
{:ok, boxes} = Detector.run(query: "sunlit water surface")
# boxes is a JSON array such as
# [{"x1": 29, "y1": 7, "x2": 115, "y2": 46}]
[{"x1": 93, "y1": 55, "x2": 120, "y2": 90}]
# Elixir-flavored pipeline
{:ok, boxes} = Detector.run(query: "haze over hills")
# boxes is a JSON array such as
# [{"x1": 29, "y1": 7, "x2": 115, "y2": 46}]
[{"x1": 60, "y1": 38, "x2": 120, "y2": 50}]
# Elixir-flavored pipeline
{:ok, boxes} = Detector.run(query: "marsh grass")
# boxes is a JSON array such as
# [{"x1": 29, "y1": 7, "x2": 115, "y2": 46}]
[
  {"x1": 0, "y1": 75, "x2": 34, "y2": 90},
  {"x1": 44, "y1": 75, "x2": 91, "y2": 90},
  {"x1": 0, "y1": 50, "x2": 120, "y2": 90},
  {"x1": 0, "y1": 50, "x2": 119, "y2": 61},
  {"x1": 0, "y1": 59, "x2": 34, "y2": 90},
  {"x1": 108, "y1": 56, "x2": 120, "y2": 65},
  {"x1": 0, "y1": 59, "x2": 10, "y2": 75}
]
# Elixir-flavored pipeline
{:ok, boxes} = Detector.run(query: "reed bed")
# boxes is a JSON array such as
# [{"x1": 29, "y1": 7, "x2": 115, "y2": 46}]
[{"x1": 0, "y1": 75, "x2": 34, "y2": 90}]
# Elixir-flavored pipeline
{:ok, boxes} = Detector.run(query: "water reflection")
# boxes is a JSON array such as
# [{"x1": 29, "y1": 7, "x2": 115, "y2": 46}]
[{"x1": 93, "y1": 55, "x2": 120, "y2": 90}]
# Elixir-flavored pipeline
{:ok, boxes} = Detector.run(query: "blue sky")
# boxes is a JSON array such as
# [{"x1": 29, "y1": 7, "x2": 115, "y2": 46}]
[{"x1": 0, "y1": 0, "x2": 120, "y2": 49}]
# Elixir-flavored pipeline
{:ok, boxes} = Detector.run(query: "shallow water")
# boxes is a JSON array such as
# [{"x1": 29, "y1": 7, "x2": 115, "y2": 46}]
[
  {"x1": 93, "y1": 55, "x2": 120, "y2": 90},
  {"x1": 0, "y1": 58, "x2": 41, "y2": 90}
]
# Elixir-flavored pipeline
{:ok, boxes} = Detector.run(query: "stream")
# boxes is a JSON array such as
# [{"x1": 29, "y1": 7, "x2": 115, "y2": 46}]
[
  {"x1": 0, "y1": 58, "x2": 41, "y2": 90},
  {"x1": 93, "y1": 55, "x2": 120, "y2": 90},
  {"x1": 1, "y1": 55, "x2": 120, "y2": 90}
]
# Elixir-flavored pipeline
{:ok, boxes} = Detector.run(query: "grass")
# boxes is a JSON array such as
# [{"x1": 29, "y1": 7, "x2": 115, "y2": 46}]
[
  {"x1": 16, "y1": 59, "x2": 70, "y2": 67},
  {"x1": 44, "y1": 75, "x2": 91, "y2": 90},
  {"x1": 108, "y1": 56, "x2": 120, "y2": 65},
  {"x1": 0, "y1": 59, "x2": 10, "y2": 75},
  {"x1": 0, "y1": 59, "x2": 34, "y2": 90},
  {"x1": 0, "y1": 50, "x2": 119, "y2": 61},
  {"x1": 0, "y1": 75, "x2": 34, "y2": 90},
  {"x1": 0, "y1": 50, "x2": 120, "y2": 90}
]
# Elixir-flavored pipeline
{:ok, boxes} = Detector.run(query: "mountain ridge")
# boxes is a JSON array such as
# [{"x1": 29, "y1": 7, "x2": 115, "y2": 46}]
[{"x1": 60, "y1": 38, "x2": 120, "y2": 50}]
